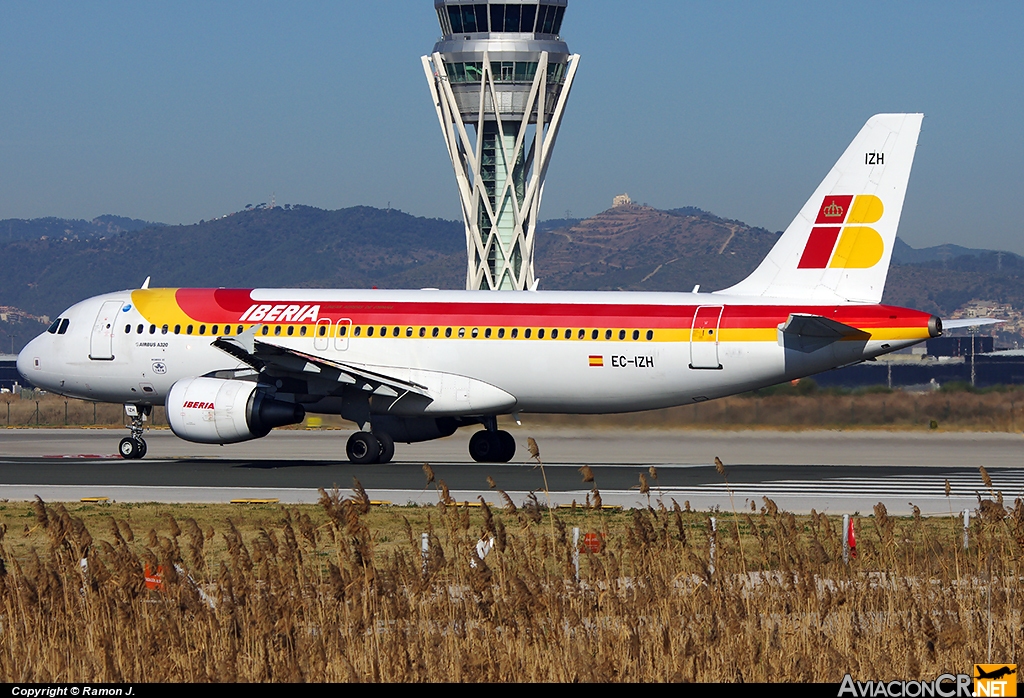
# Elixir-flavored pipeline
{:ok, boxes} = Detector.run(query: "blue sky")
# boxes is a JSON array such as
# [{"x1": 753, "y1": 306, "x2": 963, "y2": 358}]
[{"x1": 1, "y1": 1, "x2": 1022, "y2": 252}]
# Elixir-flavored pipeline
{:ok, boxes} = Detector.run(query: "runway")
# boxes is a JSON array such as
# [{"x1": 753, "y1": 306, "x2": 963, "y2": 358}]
[{"x1": 1, "y1": 427, "x2": 1022, "y2": 515}]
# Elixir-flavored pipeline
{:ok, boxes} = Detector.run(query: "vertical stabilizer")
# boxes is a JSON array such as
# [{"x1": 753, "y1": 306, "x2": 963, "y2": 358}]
[{"x1": 718, "y1": 113, "x2": 923, "y2": 303}]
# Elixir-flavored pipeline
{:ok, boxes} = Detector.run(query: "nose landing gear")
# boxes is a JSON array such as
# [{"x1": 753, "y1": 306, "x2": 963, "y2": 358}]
[{"x1": 120, "y1": 404, "x2": 150, "y2": 460}]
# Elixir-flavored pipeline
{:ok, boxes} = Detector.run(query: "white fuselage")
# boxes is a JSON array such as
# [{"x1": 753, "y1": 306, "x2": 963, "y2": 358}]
[{"x1": 19, "y1": 288, "x2": 933, "y2": 417}]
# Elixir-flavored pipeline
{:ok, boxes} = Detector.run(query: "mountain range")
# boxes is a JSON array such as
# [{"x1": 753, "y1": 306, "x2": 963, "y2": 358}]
[{"x1": 1, "y1": 204, "x2": 1021, "y2": 352}]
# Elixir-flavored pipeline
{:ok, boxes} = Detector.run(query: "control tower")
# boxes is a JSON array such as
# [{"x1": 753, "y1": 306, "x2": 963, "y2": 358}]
[{"x1": 423, "y1": 1, "x2": 579, "y2": 290}]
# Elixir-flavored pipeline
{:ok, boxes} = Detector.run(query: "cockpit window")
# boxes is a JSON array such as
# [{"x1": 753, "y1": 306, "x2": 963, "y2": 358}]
[
  {"x1": 58, "y1": 318, "x2": 69, "y2": 334},
  {"x1": 47, "y1": 319, "x2": 61, "y2": 334}
]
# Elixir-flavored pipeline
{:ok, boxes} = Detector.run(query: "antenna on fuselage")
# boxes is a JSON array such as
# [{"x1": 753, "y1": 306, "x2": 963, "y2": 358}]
[{"x1": 141, "y1": 276, "x2": 151, "y2": 290}]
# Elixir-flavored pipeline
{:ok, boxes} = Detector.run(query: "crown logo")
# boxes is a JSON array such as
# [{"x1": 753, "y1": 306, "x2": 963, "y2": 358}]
[{"x1": 823, "y1": 201, "x2": 844, "y2": 218}]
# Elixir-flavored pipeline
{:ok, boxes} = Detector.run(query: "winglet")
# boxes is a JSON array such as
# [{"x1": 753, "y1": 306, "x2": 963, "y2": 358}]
[{"x1": 141, "y1": 276, "x2": 151, "y2": 290}]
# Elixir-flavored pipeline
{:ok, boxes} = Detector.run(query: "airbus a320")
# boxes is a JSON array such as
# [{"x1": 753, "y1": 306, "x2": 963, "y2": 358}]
[{"x1": 20, "y1": 114, "x2": 956, "y2": 464}]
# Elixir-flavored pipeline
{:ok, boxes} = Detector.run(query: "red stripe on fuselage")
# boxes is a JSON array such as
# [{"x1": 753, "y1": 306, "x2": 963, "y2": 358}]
[{"x1": 168, "y1": 289, "x2": 931, "y2": 333}]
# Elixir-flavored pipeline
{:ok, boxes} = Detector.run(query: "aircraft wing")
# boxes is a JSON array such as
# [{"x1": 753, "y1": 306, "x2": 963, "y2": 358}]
[{"x1": 212, "y1": 329, "x2": 429, "y2": 399}]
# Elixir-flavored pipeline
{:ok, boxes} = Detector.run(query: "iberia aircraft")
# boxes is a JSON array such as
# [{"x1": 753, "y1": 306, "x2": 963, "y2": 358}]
[{"x1": 19, "y1": 114, "x2": 946, "y2": 463}]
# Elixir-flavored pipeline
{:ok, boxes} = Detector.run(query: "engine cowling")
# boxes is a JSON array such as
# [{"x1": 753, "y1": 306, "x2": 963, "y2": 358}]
[{"x1": 166, "y1": 377, "x2": 305, "y2": 444}]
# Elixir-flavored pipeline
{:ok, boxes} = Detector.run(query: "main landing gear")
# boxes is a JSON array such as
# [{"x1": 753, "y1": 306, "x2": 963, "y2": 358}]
[
  {"x1": 469, "y1": 429, "x2": 516, "y2": 463},
  {"x1": 119, "y1": 404, "x2": 149, "y2": 460},
  {"x1": 346, "y1": 430, "x2": 395, "y2": 464}
]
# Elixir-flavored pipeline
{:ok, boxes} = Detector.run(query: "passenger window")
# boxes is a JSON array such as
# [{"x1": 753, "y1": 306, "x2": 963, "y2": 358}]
[
  {"x1": 174, "y1": 325, "x2": 181, "y2": 335},
  {"x1": 525, "y1": 328, "x2": 532, "y2": 339},
  {"x1": 511, "y1": 328, "x2": 518, "y2": 339},
  {"x1": 471, "y1": 328, "x2": 479, "y2": 338},
  {"x1": 340, "y1": 326, "x2": 347, "y2": 336},
  {"x1": 419, "y1": 327, "x2": 426, "y2": 338},
  {"x1": 287, "y1": 326, "x2": 294, "y2": 336},
  {"x1": 406, "y1": 327, "x2": 413, "y2": 337},
  {"x1": 319, "y1": 325, "x2": 327, "y2": 337},
  {"x1": 578, "y1": 329, "x2": 585, "y2": 340},
  {"x1": 632, "y1": 330, "x2": 640, "y2": 341},
  {"x1": 274, "y1": 326, "x2": 281, "y2": 336},
  {"x1": 392, "y1": 327, "x2": 400, "y2": 337},
  {"x1": 354, "y1": 326, "x2": 361, "y2": 337},
  {"x1": 161, "y1": 324, "x2": 169, "y2": 335},
  {"x1": 199, "y1": 325, "x2": 207, "y2": 335},
  {"x1": 149, "y1": 325, "x2": 156, "y2": 334},
  {"x1": 432, "y1": 327, "x2": 439, "y2": 338},
  {"x1": 368, "y1": 327, "x2": 375, "y2": 337},
  {"x1": 380, "y1": 326, "x2": 387, "y2": 337},
  {"x1": 223, "y1": 325, "x2": 231, "y2": 336},
  {"x1": 260, "y1": 326, "x2": 268, "y2": 336},
  {"x1": 551, "y1": 329, "x2": 558, "y2": 339},
  {"x1": 458, "y1": 328, "x2": 466, "y2": 338},
  {"x1": 605, "y1": 330, "x2": 612, "y2": 340},
  {"x1": 211, "y1": 325, "x2": 219, "y2": 335},
  {"x1": 124, "y1": 324, "x2": 131, "y2": 334},
  {"x1": 619, "y1": 330, "x2": 626, "y2": 340},
  {"x1": 137, "y1": 324, "x2": 144, "y2": 334},
  {"x1": 497, "y1": 328, "x2": 504, "y2": 339},
  {"x1": 299, "y1": 326, "x2": 307, "y2": 337},
  {"x1": 646, "y1": 330, "x2": 654, "y2": 341},
  {"x1": 187, "y1": 325, "x2": 194, "y2": 335},
  {"x1": 445, "y1": 327, "x2": 452, "y2": 338},
  {"x1": 237, "y1": 325, "x2": 243, "y2": 334},
  {"x1": 592, "y1": 329, "x2": 599, "y2": 340}
]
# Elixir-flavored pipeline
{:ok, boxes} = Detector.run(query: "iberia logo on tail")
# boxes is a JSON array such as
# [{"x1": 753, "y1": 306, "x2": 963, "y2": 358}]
[{"x1": 798, "y1": 195, "x2": 885, "y2": 269}]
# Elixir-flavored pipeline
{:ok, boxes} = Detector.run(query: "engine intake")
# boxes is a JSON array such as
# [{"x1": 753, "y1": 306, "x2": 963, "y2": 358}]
[{"x1": 167, "y1": 377, "x2": 305, "y2": 444}]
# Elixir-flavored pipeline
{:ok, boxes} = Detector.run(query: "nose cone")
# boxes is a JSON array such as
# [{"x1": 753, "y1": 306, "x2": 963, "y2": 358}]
[{"x1": 16, "y1": 336, "x2": 42, "y2": 385}]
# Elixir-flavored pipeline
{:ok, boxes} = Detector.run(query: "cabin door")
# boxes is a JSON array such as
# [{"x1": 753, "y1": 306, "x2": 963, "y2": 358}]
[
  {"x1": 89, "y1": 300, "x2": 123, "y2": 361},
  {"x1": 689, "y1": 306, "x2": 724, "y2": 369}
]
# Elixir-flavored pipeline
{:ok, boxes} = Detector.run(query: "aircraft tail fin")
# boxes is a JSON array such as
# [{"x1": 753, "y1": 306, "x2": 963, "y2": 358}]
[{"x1": 718, "y1": 113, "x2": 923, "y2": 304}]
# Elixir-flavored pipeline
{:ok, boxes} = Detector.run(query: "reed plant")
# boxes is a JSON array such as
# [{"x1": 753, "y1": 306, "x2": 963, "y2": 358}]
[{"x1": 0, "y1": 481, "x2": 1020, "y2": 682}]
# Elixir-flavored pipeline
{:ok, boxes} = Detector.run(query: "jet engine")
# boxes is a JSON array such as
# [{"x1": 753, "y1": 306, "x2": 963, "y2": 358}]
[{"x1": 166, "y1": 376, "x2": 305, "y2": 444}]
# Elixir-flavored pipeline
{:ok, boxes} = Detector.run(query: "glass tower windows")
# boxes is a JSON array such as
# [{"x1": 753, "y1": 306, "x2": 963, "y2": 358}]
[{"x1": 440, "y1": 4, "x2": 565, "y2": 37}]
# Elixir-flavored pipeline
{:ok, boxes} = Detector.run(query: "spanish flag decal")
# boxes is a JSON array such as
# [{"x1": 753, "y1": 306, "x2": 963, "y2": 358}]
[{"x1": 589, "y1": 355, "x2": 604, "y2": 367}]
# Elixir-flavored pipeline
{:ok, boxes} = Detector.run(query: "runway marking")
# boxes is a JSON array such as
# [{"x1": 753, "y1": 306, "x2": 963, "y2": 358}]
[{"x1": 658, "y1": 471, "x2": 1024, "y2": 499}]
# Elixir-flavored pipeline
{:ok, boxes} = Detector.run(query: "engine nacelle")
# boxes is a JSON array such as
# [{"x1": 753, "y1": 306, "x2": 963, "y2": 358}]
[{"x1": 166, "y1": 377, "x2": 305, "y2": 444}]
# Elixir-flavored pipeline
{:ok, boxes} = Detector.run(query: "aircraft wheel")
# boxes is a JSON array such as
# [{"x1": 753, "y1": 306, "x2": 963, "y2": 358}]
[
  {"x1": 119, "y1": 437, "x2": 143, "y2": 460},
  {"x1": 347, "y1": 431, "x2": 381, "y2": 464},
  {"x1": 374, "y1": 431, "x2": 395, "y2": 464},
  {"x1": 496, "y1": 430, "x2": 516, "y2": 462},
  {"x1": 469, "y1": 430, "x2": 502, "y2": 463},
  {"x1": 137, "y1": 438, "x2": 148, "y2": 458}
]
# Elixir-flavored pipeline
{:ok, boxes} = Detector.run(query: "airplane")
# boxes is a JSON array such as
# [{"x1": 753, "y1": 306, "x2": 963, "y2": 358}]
[{"x1": 19, "y1": 113, "x2": 966, "y2": 464}]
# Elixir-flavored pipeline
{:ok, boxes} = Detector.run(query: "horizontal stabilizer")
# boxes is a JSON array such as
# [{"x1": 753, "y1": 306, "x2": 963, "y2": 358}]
[
  {"x1": 779, "y1": 313, "x2": 867, "y2": 353},
  {"x1": 941, "y1": 318, "x2": 1003, "y2": 330},
  {"x1": 780, "y1": 314, "x2": 868, "y2": 339}
]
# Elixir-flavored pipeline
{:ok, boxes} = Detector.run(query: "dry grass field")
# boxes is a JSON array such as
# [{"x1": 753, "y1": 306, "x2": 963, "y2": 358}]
[
  {"x1": 0, "y1": 474, "x2": 1020, "y2": 682},
  {"x1": 4, "y1": 385, "x2": 1024, "y2": 432}
]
